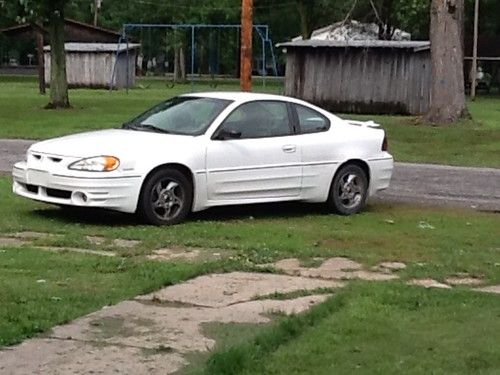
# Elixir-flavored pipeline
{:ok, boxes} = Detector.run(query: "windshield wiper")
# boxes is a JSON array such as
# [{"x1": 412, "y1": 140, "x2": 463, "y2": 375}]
[{"x1": 126, "y1": 124, "x2": 172, "y2": 134}]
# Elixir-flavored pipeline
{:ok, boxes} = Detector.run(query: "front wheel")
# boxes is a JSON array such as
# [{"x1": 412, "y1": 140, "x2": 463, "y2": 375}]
[
  {"x1": 328, "y1": 164, "x2": 368, "y2": 215},
  {"x1": 137, "y1": 168, "x2": 193, "y2": 225}
]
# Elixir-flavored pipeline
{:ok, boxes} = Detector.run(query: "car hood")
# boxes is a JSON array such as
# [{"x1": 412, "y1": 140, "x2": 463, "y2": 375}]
[{"x1": 30, "y1": 129, "x2": 197, "y2": 158}]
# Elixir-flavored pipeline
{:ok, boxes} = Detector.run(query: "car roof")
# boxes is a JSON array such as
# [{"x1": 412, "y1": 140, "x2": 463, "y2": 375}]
[{"x1": 182, "y1": 91, "x2": 302, "y2": 104}]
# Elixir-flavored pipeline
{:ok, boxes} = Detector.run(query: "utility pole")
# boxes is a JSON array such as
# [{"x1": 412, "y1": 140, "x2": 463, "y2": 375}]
[
  {"x1": 471, "y1": 0, "x2": 479, "y2": 101},
  {"x1": 240, "y1": 0, "x2": 253, "y2": 91}
]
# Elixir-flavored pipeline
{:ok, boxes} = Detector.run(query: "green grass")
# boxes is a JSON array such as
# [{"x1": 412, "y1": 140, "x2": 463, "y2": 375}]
[
  {"x1": 200, "y1": 282, "x2": 500, "y2": 375},
  {"x1": 1, "y1": 73, "x2": 498, "y2": 370},
  {"x1": 1, "y1": 168, "x2": 500, "y2": 369},
  {"x1": 1, "y1": 75, "x2": 499, "y2": 167},
  {"x1": 180, "y1": 322, "x2": 276, "y2": 374},
  {"x1": 0, "y1": 75, "x2": 282, "y2": 139},
  {"x1": 0, "y1": 246, "x2": 211, "y2": 347},
  {"x1": 343, "y1": 96, "x2": 500, "y2": 167},
  {"x1": 1, "y1": 177, "x2": 499, "y2": 284}
]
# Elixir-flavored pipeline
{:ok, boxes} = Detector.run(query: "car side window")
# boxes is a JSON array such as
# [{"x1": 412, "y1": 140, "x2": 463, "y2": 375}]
[
  {"x1": 217, "y1": 101, "x2": 292, "y2": 139},
  {"x1": 294, "y1": 104, "x2": 330, "y2": 134}
]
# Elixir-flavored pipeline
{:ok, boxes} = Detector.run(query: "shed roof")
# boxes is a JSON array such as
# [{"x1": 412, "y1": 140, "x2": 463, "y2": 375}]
[
  {"x1": 277, "y1": 40, "x2": 430, "y2": 51},
  {"x1": 1, "y1": 19, "x2": 122, "y2": 43},
  {"x1": 43, "y1": 43, "x2": 141, "y2": 53}
]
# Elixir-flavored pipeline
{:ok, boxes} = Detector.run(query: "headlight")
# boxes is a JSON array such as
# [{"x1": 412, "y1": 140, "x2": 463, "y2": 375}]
[{"x1": 68, "y1": 156, "x2": 120, "y2": 172}]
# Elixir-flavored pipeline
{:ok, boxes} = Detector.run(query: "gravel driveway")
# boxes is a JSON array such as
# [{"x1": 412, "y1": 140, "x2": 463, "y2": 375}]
[{"x1": 1, "y1": 139, "x2": 499, "y2": 211}]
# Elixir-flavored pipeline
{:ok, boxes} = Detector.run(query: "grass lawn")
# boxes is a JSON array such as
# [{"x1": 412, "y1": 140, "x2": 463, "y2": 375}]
[
  {"x1": 0, "y1": 246, "x2": 211, "y2": 347},
  {"x1": 200, "y1": 282, "x2": 500, "y2": 375},
  {"x1": 1, "y1": 172, "x2": 499, "y2": 371},
  {"x1": 0, "y1": 73, "x2": 499, "y2": 369},
  {"x1": 0, "y1": 75, "x2": 499, "y2": 167},
  {"x1": 1, "y1": 177, "x2": 500, "y2": 284},
  {"x1": 0, "y1": 76, "x2": 281, "y2": 140},
  {"x1": 347, "y1": 100, "x2": 500, "y2": 167}
]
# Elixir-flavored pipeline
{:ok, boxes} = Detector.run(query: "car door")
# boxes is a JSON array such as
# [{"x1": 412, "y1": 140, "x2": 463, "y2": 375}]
[
  {"x1": 206, "y1": 100, "x2": 301, "y2": 202},
  {"x1": 290, "y1": 103, "x2": 342, "y2": 200}
]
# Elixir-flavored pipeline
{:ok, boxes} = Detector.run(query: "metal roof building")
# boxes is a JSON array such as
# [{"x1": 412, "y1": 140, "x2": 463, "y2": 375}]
[{"x1": 278, "y1": 40, "x2": 431, "y2": 115}]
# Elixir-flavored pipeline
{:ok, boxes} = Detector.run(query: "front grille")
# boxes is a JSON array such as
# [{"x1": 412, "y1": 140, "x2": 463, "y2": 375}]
[
  {"x1": 26, "y1": 184, "x2": 38, "y2": 194},
  {"x1": 46, "y1": 188, "x2": 72, "y2": 199}
]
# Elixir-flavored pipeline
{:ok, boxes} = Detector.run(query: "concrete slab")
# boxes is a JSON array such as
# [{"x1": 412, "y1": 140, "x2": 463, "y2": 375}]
[
  {"x1": 113, "y1": 239, "x2": 141, "y2": 248},
  {"x1": 49, "y1": 295, "x2": 330, "y2": 353},
  {"x1": 0, "y1": 338, "x2": 187, "y2": 375},
  {"x1": 39, "y1": 247, "x2": 116, "y2": 257},
  {"x1": 407, "y1": 279, "x2": 452, "y2": 289},
  {"x1": 445, "y1": 276, "x2": 483, "y2": 286},
  {"x1": 272, "y1": 257, "x2": 398, "y2": 281},
  {"x1": 0, "y1": 237, "x2": 29, "y2": 247},
  {"x1": 136, "y1": 272, "x2": 343, "y2": 308},
  {"x1": 474, "y1": 285, "x2": 500, "y2": 294},
  {"x1": 377, "y1": 261, "x2": 407, "y2": 271},
  {"x1": 0, "y1": 264, "x2": 338, "y2": 375}
]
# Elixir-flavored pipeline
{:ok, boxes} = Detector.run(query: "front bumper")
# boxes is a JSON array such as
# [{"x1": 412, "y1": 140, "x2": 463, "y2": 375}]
[{"x1": 12, "y1": 162, "x2": 142, "y2": 213}]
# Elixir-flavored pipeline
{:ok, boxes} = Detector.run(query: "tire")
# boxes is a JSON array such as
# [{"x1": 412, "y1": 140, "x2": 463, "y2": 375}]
[
  {"x1": 328, "y1": 164, "x2": 368, "y2": 215},
  {"x1": 137, "y1": 168, "x2": 193, "y2": 225}
]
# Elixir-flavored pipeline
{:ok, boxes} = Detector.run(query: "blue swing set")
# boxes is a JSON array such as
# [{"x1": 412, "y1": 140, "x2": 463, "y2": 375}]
[{"x1": 109, "y1": 23, "x2": 279, "y2": 90}]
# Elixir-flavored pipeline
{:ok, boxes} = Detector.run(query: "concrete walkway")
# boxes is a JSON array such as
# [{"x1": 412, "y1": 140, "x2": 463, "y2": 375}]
[
  {"x1": 1, "y1": 256, "x2": 498, "y2": 374},
  {"x1": 0, "y1": 271, "x2": 343, "y2": 374},
  {"x1": 1, "y1": 139, "x2": 499, "y2": 211}
]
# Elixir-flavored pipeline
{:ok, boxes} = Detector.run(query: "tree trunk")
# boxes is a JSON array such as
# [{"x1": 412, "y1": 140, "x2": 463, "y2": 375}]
[
  {"x1": 47, "y1": 8, "x2": 70, "y2": 109},
  {"x1": 297, "y1": 0, "x2": 314, "y2": 39},
  {"x1": 425, "y1": 0, "x2": 468, "y2": 124},
  {"x1": 378, "y1": 0, "x2": 394, "y2": 40},
  {"x1": 173, "y1": 47, "x2": 180, "y2": 82},
  {"x1": 34, "y1": 27, "x2": 46, "y2": 95},
  {"x1": 179, "y1": 44, "x2": 186, "y2": 82},
  {"x1": 173, "y1": 46, "x2": 187, "y2": 83}
]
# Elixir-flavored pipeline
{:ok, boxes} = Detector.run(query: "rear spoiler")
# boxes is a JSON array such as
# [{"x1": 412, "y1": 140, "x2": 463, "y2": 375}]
[{"x1": 346, "y1": 120, "x2": 381, "y2": 128}]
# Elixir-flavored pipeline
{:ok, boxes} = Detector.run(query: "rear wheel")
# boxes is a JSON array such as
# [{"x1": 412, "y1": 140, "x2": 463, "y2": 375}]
[
  {"x1": 328, "y1": 164, "x2": 368, "y2": 215},
  {"x1": 137, "y1": 168, "x2": 192, "y2": 225}
]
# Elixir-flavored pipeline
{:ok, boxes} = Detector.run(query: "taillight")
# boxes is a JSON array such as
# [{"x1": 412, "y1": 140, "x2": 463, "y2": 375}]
[{"x1": 382, "y1": 135, "x2": 388, "y2": 151}]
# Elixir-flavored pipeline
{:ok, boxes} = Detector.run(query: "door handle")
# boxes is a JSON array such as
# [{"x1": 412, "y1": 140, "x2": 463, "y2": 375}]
[{"x1": 282, "y1": 145, "x2": 297, "y2": 153}]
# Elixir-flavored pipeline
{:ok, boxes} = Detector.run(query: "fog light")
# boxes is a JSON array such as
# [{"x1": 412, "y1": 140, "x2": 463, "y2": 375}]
[{"x1": 72, "y1": 191, "x2": 88, "y2": 205}]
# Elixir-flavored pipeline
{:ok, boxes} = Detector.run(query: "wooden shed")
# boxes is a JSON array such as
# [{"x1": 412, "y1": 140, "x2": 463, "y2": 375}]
[
  {"x1": 44, "y1": 43, "x2": 140, "y2": 89},
  {"x1": 278, "y1": 40, "x2": 431, "y2": 115}
]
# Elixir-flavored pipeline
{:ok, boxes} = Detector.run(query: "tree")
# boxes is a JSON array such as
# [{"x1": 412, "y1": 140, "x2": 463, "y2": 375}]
[
  {"x1": 296, "y1": 0, "x2": 316, "y2": 39},
  {"x1": 425, "y1": 0, "x2": 468, "y2": 123},
  {"x1": 7, "y1": 0, "x2": 71, "y2": 108}
]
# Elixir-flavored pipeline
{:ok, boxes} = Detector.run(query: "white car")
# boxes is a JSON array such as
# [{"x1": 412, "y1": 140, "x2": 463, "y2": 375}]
[{"x1": 12, "y1": 92, "x2": 393, "y2": 225}]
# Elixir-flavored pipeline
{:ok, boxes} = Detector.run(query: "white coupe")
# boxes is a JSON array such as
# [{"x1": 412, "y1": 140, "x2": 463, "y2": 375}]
[{"x1": 12, "y1": 92, "x2": 393, "y2": 225}]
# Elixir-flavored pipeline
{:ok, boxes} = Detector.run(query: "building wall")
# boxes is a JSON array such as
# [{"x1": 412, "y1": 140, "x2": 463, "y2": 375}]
[
  {"x1": 44, "y1": 50, "x2": 136, "y2": 89},
  {"x1": 284, "y1": 47, "x2": 431, "y2": 115}
]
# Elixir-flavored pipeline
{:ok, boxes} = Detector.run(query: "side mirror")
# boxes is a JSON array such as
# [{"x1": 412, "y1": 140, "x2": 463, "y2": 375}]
[{"x1": 215, "y1": 129, "x2": 242, "y2": 140}]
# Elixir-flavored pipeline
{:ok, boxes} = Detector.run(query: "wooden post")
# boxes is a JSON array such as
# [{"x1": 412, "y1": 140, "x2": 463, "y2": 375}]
[
  {"x1": 35, "y1": 28, "x2": 46, "y2": 95},
  {"x1": 471, "y1": 0, "x2": 479, "y2": 101},
  {"x1": 240, "y1": 0, "x2": 253, "y2": 91}
]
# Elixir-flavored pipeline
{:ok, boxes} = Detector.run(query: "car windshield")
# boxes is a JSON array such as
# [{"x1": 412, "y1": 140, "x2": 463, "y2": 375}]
[{"x1": 123, "y1": 96, "x2": 232, "y2": 136}]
